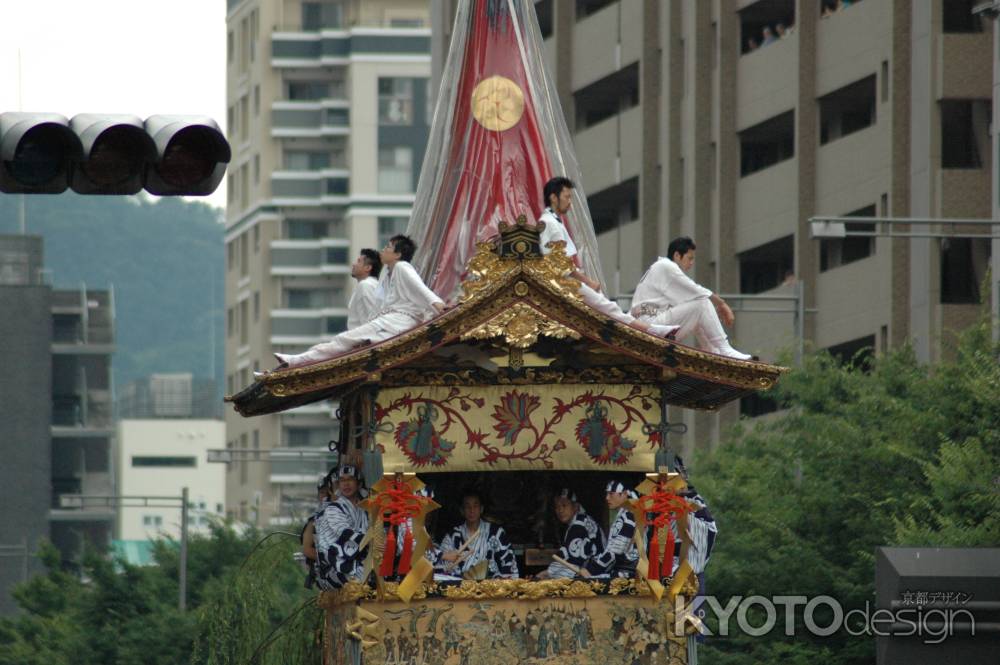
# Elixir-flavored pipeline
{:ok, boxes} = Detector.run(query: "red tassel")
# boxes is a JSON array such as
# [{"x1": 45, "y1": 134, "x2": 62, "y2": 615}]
[
  {"x1": 398, "y1": 528, "x2": 414, "y2": 574},
  {"x1": 380, "y1": 526, "x2": 396, "y2": 576},
  {"x1": 648, "y1": 529, "x2": 661, "y2": 579}
]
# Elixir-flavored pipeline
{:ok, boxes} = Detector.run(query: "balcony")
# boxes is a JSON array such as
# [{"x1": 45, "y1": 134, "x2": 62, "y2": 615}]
[
  {"x1": 572, "y1": 2, "x2": 621, "y2": 89},
  {"x1": 270, "y1": 171, "x2": 350, "y2": 205},
  {"x1": 268, "y1": 448, "x2": 338, "y2": 485},
  {"x1": 816, "y1": 249, "x2": 886, "y2": 348},
  {"x1": 269, "y1": 238, "x2": 352, "y2": 277},
  {"x1": 575, "y1": 106, "x2": 642, "y2": 195},
  {"x1": 271, "y1": 28, "x2": 431, "y2": 68},
  {"x1": 816, "y1": 124, "x2": 888, "y2": 204},
  {"x1": 815, "y1": 0, "x2": 889, "y2": 96},
  {"x1": 735, "y1": 159, "x2": 797, "y2": 253},
  {"x1": 51, "y1": 391, "x2": 114, "y2": 437},
  {"x1": 271, "y1": 101, "x2": 349, "y2": 138},
  {"x1": 736, "y1": 32, "x2": 798, "y2": 131}
]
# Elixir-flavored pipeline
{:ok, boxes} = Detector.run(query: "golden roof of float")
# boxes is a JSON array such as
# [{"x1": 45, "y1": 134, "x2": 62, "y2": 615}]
[{"x1": 227, "y1": 219, "x2": 786, "y2": 418}]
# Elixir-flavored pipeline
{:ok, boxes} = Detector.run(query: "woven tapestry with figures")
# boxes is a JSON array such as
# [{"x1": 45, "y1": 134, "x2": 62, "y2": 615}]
[{"x1": 374, "y1": 385, "x2": 663, "y2": 471}]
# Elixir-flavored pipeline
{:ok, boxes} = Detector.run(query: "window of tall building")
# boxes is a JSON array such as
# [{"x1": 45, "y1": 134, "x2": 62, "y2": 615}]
[
  {"x1": 576, "y1": 0, "x2": 616, "y2": 20},
  {"x1": 379, "y1": 78, "x2": 414, "y2": 125},
  {"x1": 284, "y1": 150, "x2": 331, "y2": 171},
  {"x1": 739, "y1": 111, "x2": 795, "y2": 176},
  {"x1": 739, "y1": 0, "x2": 795, "y2": 54},
  {"x1": 326, "y1": 316, "x2": 347, "y2": 334},
  {"x1": 819, "y1": 75, "x2": 876, "y2": 145},
  {"x1": 287, "y1": 81, "x2": 329, "y2": 101},
  {"x1": 574, "y1": 63, "x2": 639, "y2": 130},
  {"x1": 820, "y1": 204, "x2": 876, "y2": 272},
  {"x1": 132, "y1": 456, "x2": 197, "y2": 468},
  {"x1": 227, "y1": 31, "x2": 234, "y2": 64},
  {"x1": 738, "y1": 235, "x2": 794, "y2": 294},
  {"x1": 941, "y1": 238, "x2": 990, "y2": 304},
  {"x1": 253, "y1": 85, "x2": 260, "y2": 116},
  {"x1": 943, "y1": 0, "x2": 985, "y2": 33},
  {"x1": 378, "y1": 147, "x2": 414, "y2": 193},
  {"x1": 239, "y1": 300, "x2": 248, "y2": 345},
  {"x1": 239, "y1": 17, "x2": 249, "y2": 73},
  {"x1": 143, "y1": 515, "x2": 164, "y2": 527},
  {"x1": 940, "y1": 100, "x2": 991, "y2": 169},
  {"x1": 536, "y1": 0, "x2": 553, "y2": 38},
  {"x1": 239, "y1": 433, "x2": 248, "y2": 485},
  {"x1": 819, "y1": 0, "x2": 867, "y2": 19},
  {"x1": 227, "y1": 105, "x2": 235, "y2": 140},
  {"x1": 826, "y1": 334, "x2": 876, "y2": 371},
  {"x1": 286, "y1": 219, "x2": 329, "y2": 239},
  {"x1": 239, "y1": 233, "x2": 249, "y2": 277},
  {"x1": 227, "y1": 307, "x2": 234, "y2": 338},
  {"x1": 378, "y1": 217, "x2": 410, "y2": 248},
  {"x1": 325, "y1": 247, "x2": 349, "y2": 264},
  {"x1": 253, "y1": 154, "x2": 260, "y2": 185},
  {"x1": 240, "y1": 96, "x2": 249, "y2": 142},
  {"x1": 301, "y1": 1, "x2": 343, "y2": 30},
  {"x1": 240, "y1": 164, "x2": 249, "y2": 209},
  {"x1": 249, "y1": 9, "x2": 258, "y2": 62},
  {"x1": 587, "y1": 177, "x2": 639, "y2": 235},
  {"x1": 253, "y1": 291, "x2": 260, "y2": 322}
]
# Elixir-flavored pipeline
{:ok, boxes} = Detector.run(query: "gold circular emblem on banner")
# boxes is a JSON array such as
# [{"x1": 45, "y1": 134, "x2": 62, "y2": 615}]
[{"x1": 471, "y1": 75, "x2": 525, "y2": 131}]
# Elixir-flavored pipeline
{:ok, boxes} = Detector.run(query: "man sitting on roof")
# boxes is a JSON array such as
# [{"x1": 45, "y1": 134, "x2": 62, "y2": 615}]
[
  {"x1": 536, "y1": 177, "x2": 676, "y2": 338},
  {"x1": 630, "y1": 236, "x2": 752, "y2": 360},
  {"x1": 347, "y1": 248, "x2": 383, "y2": 330},
  {"x1": 259, "y1": 235, "x2": 445, "y2": 374}
]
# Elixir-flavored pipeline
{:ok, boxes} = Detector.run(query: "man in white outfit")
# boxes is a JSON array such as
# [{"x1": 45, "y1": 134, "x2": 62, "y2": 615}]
[
  {"x1": 260, "y1": 235, "x2": 445, "y2": 374},
  {"x1": 536, "y1": 177, "x2": 676, "y2": 338},
  {"x1": 347, "y1": 248, "x2": 383, "y2": 330},
  {"x1": 630, "y1": 237, "x2": 752, "y2": 360}
]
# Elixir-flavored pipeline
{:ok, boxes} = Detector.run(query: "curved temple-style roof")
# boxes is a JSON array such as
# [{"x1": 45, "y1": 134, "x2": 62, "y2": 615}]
[{"x1": 227, "y1": 220, "x2": 786, "y2": 418}]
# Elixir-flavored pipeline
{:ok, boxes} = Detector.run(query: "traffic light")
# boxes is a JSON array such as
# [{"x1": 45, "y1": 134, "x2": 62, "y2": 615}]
[{"x1": 0, "y1": 113, "x2": 230, "y2": 195}]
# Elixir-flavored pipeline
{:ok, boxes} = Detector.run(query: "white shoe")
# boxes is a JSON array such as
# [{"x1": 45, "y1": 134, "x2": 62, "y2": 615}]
[
  {"x1": 649, "y1": 324, "x2": 679, "y2": 338},
  {"x1": 712, "y1": 341, "x2": 753, "y2": 361}
]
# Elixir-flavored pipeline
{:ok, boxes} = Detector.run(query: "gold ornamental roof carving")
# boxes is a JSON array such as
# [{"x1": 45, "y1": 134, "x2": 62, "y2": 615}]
[{"x1": 227, "y1": 218, "x2": 787, "y2": 417}]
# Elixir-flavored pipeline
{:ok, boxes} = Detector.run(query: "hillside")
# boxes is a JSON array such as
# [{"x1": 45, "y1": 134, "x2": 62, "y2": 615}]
[{"x1": 0, "y1": 194, "x2": 224, "y2": 397}]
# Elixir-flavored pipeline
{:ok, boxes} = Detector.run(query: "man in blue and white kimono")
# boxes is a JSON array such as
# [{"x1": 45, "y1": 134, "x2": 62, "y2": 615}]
[
  {"x1": 537, "y1": 488, "x2": 606, "y2": 579},
  {"x1": 438, "y1": 489, "x2": 518, "y2": 579},
  {"x1": 314, "y1": 465, "x2": 369, "y2": 589},
  {"x1": 584, "y1": 480, "x2": 639, "y2": 578}
]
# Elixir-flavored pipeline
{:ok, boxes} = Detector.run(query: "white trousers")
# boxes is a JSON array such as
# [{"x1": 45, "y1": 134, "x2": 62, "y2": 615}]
[
  {"x1": 579, "y1": 283, "x2": 634, "y2": 325},
  {"x1": 640, "y1": 298, "x2": 728, "y2": 350},
  {"x1": 278, "y1": 312, "x2": 417, "y2": 368}
]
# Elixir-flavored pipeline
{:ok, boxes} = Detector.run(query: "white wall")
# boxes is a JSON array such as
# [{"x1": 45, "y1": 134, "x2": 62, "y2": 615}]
[{"x1": 116, "y1": 420, "x2": 226, "y2": 542}]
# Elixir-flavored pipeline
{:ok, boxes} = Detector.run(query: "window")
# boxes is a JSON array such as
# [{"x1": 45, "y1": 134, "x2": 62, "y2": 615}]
[
  {"x1": 301, "y1": 1, "x2": 343, "y2": 30},
  {"x1": 574, "y1": 63, "x2": 639, "y2": 130},
  {"x1": 940, "y1": 100, "x2": 990, "y2": 169},
  {"x1": 227, "y1": 307, "x2": 234, "y2": 338},
  {"x1": 941, "y1": 238, "x2": 990, "y2": 304},
  {"x1": 740, "y1": 0, "x2": 796, "y2": 54},
  {"x1": 253, "y1": 224, "x2": 260, "y2": 252},
  {"x1": 253, "y1": 85, "x2": 260, "y2": 116},
  {"x1": 227, "y1": 105, "x2": 235, "y2": 139},
  {"x1": 378, "y1": 146, "x2": 414, "y2": 193},
  {"x1": 240, "y1": 433, "x2": 248, "y2": 485},
  {"x1": 240, "y1": 96, "x2": 249, "y2": 142},
  {"x1": 379, "y1": 78, "x2": 414, "y2": 125},
  {"x1": 819, "y1": 75, "x2": 876, "y2": 145},
  {"x1": 288, "y1": 82, "x2": 329, "y2": 101},
  {"x1": 249, "y1": 10, "x2": 258, "y2": 62},
  {"x1": 240, "y1": 164, "x2": 249, "y2": 209},
  {"x1": 739, "y1": 111, "x2": 794, "y2": 176},
  {"x1": 943, "y1": 0, "x2": 985, "y2": 33},
  {"x1": 326, "y1": 316, "x2": 347, "y2": 334},
  {"x1": 378, "y1": 217, "x2": 409, "y2": 248},
  {"x1": 820, "y1": 205, "x2": 876, "y2": 272},
  {"x1": 587, "y1": 177, "x2": 639, "y2": 235},
  {"x1": 576, "y1": 0, "x2": 616, "y2": 19},
  {"x1": 325, "y1": 247, "x2": 349, "y2": 264},
  {"x1": 287, "y1": 220, "x2": 329, "y2": 239},
  {"x1": 738, "y1": 235, "x2": 794, "y2": 294},
  {"x1": 826, "y1": 335, "x2": 876, "y2": 371},
  {"x1": 216, "y1": 503, "x2": 224, "y2": 513},
  {"x1": 880, "y1": 61, "x2": 889, "y2": 103},
  {"x1": 227, "y1": 30, "x2": 234, "y2": 64},
  {"x1": 284, "y1": 150, "x2": 330, "y2": 170},
  {"x1": 239, "y1": 233, "x2": 249, "y2": 277},
  {"x1": 239, "y1": 17, "x2": 249, "y2": 73},
  {"x1": 253, "y1": 292, "x2": 260, "y2": 322},
  {"x1": 536, "y1": 0, "x2": 553, "y2": 39},
  {"x1": 132, "y1": 456, "x2": 197, "y2": 467},
  {"x1": 239, "y1": 300, "x2": 248, "y2": 345},
  {"x1": 143, "y1": 515, "x2": 164, "y2": 527},
  {"x1": 227, "y1": 240, "x2": 235, "y2": 271},
  {"x1": 820, "y1": 0, "x2": 866, "y2": 19},
  {"x1": 253, "y1": 154, "x2": 260, "y2": 185}
]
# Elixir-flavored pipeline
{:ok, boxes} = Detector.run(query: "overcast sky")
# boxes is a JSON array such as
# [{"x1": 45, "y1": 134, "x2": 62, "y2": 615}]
[{"x1": 0, "y1": 0, "x2": 228, "y2": 209}]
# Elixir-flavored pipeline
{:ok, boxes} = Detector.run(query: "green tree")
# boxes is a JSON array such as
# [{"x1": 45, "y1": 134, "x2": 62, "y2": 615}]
[{"x1": 697, "y1": 321, "x2": 999, "y2": 665}]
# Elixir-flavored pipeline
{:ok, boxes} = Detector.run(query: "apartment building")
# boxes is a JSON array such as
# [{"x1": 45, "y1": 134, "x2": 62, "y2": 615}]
[
  {"x1": 432, "y1": 0, "x2": 996, "y2": 452},
  {"x1": 224, "y1": 0, "x2": 431, "y2": 525},
  {"x1": 0, "y1": 235, "x2": 116, "y2": 613}
]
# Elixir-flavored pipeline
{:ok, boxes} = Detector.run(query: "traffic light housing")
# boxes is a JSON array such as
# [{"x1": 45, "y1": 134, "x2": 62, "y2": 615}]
[{"x1": 0, "y1": 113, "x2": 230, "y2": 195}]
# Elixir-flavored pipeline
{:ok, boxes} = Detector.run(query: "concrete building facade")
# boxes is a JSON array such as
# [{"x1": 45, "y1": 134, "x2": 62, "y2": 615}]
[
  {"x1": 0, "y1": 235, "x2": 116, "y2": 614},
  {"x1": 224, "y1": 0, "x2": 431, "y2": 525},
  {"x1": 116, "y1": 420, "x2": 226, "y2": 543},
  {"x1": 431, "y1": 0, "x2": 995, "y2": 453}
]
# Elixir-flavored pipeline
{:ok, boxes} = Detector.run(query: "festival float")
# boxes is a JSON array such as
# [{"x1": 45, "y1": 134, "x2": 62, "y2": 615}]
[{"x1": 228, "y1": 1, "x2": 786, "y2": 664}]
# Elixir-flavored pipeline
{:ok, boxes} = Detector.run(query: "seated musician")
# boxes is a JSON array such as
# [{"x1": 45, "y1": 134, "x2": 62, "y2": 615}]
[
  {"x1": 437, "y1": 489, "x2": 519, "y2": 579},
  {"x1": 582, "y1": 480, "x2": 639, "y2": 579},
  {"x1": 300, "y1": 470, "x2": 336, "y2": 588},
  {"x1": 314, "y1": 465, "x2": 369, "y2": 590},
  {"x1": 535, "y1": 488, "x2": 606, "y2": 579}
]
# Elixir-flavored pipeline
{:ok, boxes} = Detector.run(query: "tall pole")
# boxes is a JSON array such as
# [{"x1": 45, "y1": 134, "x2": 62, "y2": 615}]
[{"x1": 179, "y1": 486, "x2": 189, "y2": 612}]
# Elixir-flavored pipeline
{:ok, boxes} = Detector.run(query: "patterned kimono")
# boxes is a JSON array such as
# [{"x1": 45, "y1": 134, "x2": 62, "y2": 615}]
[
  {"x1": 585, "y1": 507, "x2": 638, "y2": 578},
  {"x1": 547, "y1": 509, "x2": 606, "y2": 578},
  {"x1": 438, "y1": 520, "x2": 519, "y2": 578},
  {"x1": 314, "y1": 495, "x2": 369, "y2": 589}
]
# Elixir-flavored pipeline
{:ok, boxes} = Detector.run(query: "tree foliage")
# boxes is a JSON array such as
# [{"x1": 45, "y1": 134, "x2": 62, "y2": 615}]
[{"x1": 698, "y1": 320, "x2": 1000, "y2": 664}]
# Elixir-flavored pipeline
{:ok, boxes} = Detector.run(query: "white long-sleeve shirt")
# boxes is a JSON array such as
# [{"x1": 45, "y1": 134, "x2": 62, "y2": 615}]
[
  {"x1": 631, "y1": 257, "x2": 712, "y2": 316},
  {"x1": 375, "y1": 261, "x2": 444, "y2": 323},
  {"x1": 537, "y1": 208, "x2": 579, "y2": 258},
  {"x1": 347, "y1": 276, "x2": 381, "y2": 330}
]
